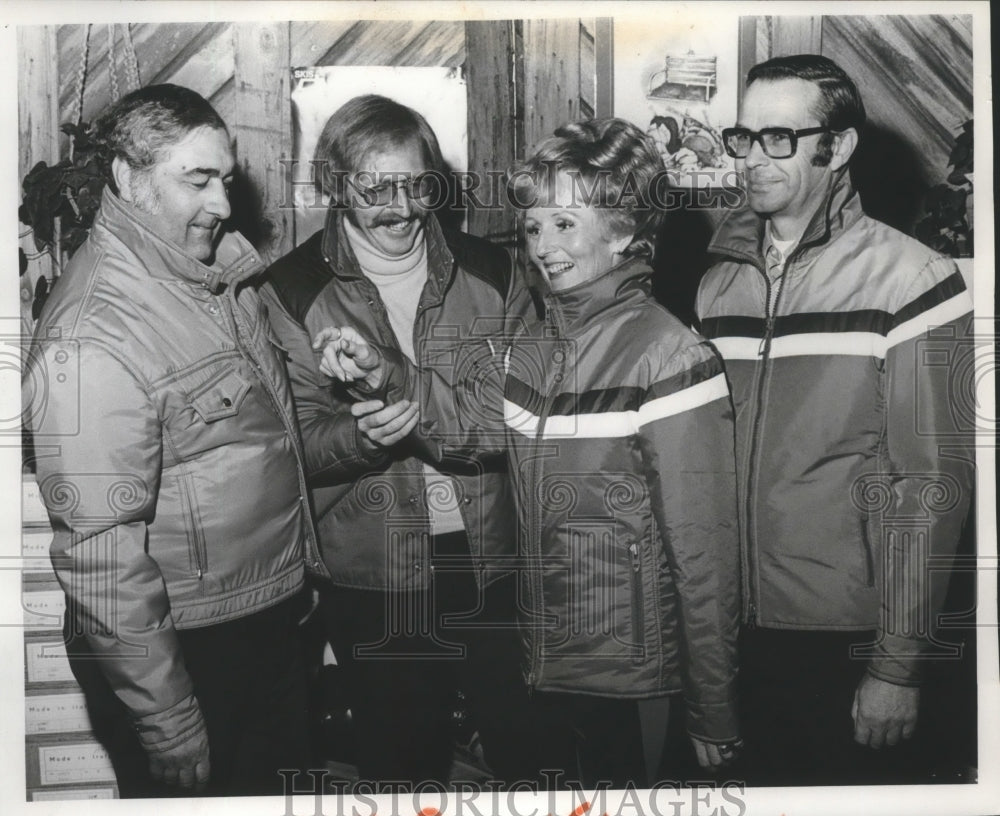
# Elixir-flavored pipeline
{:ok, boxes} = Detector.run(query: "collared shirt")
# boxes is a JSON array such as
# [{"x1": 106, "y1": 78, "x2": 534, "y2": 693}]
[{"x1": 763, "y1": 220, "x2": 799, "y2": 281}]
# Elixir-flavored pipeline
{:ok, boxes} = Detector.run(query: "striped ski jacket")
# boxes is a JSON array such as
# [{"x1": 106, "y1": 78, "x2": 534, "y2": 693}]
[
  {"x1": 696, "y1": 170, "x2": 975, "y2": 686},
  {"x1": 413, "y1": 257, "x2": 740, "y2": 742}
]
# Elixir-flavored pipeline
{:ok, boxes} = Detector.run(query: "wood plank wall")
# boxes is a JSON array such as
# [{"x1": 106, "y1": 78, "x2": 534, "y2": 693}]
[
  {"x1": 465, "y1": 21, "x2": 520, "y2": 245},
  {"x1": 464, "y1": 18, "x2": 609, "y2": 243},
  {"x1": 737, "y1": 14, "x2": 972, "y2": 236},
  {"x1": 27, "y1": 19, "x2": 609, "y2": 276}
]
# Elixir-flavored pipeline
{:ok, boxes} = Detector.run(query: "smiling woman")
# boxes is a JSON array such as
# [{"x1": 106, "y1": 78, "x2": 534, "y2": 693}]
[
  {"x1": 509, "y1": 118, "x2": 664, "y2": 288},
  {"x1": 322, "y1": 116, "x2": 744, "y2": 785}
]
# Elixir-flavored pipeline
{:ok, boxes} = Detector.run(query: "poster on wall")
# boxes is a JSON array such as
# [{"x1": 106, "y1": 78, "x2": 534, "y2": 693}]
[
  {"x1": 613, "y1": 13, "x2": 740, "y2": 187},
  {"x1": 289, "y1": 65, "x2": 468, "y2": 244}
]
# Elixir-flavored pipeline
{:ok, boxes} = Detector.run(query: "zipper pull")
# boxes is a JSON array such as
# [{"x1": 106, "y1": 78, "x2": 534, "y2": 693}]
[
  {"x1": 746, "y1": 602, "x2": 758, "y2": 629},
  {"x1": 629, "y1": 542, "x2": 641, "y2": 572}
]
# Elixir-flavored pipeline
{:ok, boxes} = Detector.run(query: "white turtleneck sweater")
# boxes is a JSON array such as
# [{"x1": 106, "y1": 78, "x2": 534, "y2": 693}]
[{"x1": 343, "y1": 217, "x2": 466, "y2": 535}]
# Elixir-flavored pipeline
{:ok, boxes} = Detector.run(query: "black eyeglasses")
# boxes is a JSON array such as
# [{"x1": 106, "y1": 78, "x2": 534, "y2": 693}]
[
  {"x1": 721, "y1": 127, "x2": 832, "y2": 159},
  {"x1": 346, "y1": 173, "x2": 441, "y2": 207}
]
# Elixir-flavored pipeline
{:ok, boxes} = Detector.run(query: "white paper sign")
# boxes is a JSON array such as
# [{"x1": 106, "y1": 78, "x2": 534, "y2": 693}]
[
  {"x1": 37, "y1": 742, "x2": 116, "y2": 786},
  {"x1": 30, "y1": 787, "x2": 115, "y2": 801},
  {"x1": 21, "y1": 530, "x2": 54, "y2": 576},
  {"x1": 23, "y1": 589, "x2": 65, "y2": 631},
  {"x1": 22, "y1": 473, "x2": 50, "y2": 526},
  {"x1": 25, "y1": 640, "x2": 75, "y2": 684},
  {"x1": 25, "y1": 692, "x2": 92, "y2": 734}
]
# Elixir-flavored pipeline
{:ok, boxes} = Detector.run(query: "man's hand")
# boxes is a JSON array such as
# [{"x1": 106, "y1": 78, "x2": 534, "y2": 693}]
[
  {"x1": 312, "y1": 326, "x2": 384, "y2": 389},
  {"x1": 691, "y1": 736, "x2": 742, "y2": 770},
  {"x1": 352, "y1": 399, "x2": 419, "y2": 449},
  {"x1": 851, "y1": 673, "x2": 919, "y2": 748},
  {"x1": 147, "y1": 716, "x2": 211, "y2": 792}
]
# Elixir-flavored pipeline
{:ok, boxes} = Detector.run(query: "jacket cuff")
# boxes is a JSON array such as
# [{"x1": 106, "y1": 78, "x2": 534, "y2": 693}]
[
  {"x1": 133, "y1": 692, "x2": 205, "y2": 754},
  {"x1": 684, "y1": 696, "x2": 739, "y2": 743},
  {"x1": 866, "y1": 635, "x2": 924, "y2": 687},
  {"x1": 352, "y1": 423, "x2": 389, "y2": 466},
  {"x1": 865, "y1": 663, "x2": 923, "y2": 688}
]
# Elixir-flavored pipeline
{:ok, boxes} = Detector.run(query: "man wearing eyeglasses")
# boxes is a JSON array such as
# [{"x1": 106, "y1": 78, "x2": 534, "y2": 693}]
[
  {"x1": 696, "y1": 55, "x2": 974, "y2": 784},
  {"x1": 261, "y1": 95, "x2": 539, "y2": 785}
]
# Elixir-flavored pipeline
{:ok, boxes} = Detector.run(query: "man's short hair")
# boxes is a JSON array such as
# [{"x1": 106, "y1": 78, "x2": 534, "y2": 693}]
[
  {"x1": 747, "y1": 54, "x2": 865, "y2": 165},
  {"x1": 94, "y1": 84, "x2": 228, "y2": 184},
  {"x1": 313, "y1": 94, "x2": 445, "y2": 191}
]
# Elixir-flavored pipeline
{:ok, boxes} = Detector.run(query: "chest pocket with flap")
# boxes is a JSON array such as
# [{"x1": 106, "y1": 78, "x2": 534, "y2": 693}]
[{"x1": 188, "y1": 368, "x2": 253, "y2": 422}]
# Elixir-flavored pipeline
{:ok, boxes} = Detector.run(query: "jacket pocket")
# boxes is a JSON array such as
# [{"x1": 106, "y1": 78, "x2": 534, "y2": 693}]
[
  {"x1": 177, "y1": 471, "x2": 208, "y2": 579},
  {"x1": 628, "y1": 542, "x2": 646, "y2": 663},
  {"x1": 188, "y1": 369, "x2": 252, "y2": 423}
]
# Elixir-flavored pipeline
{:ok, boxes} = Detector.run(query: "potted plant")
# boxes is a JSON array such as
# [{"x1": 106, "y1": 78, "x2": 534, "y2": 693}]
[
  {"x1": 19, "y1": 122, "x2": 108, "y2": 317},
  {"x1": 915, "y1": 120, "x2": 973, "y2": 259}
]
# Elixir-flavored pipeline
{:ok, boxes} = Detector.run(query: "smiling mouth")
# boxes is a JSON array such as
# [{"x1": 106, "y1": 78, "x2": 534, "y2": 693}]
[
  {"x1": 545, "y1": 262, "x2": 574, "y2": 276},
  {"x1": 378, "y1": 219, "x2": 414, "y2": 234}
]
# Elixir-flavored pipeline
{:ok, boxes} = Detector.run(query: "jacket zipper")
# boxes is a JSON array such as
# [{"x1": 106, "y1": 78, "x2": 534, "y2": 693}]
[
  {"x1": 628, "y1": 542, "x2": 645, "y2": 662},
  {"x1": 179, "y1": 472, "x2": 207, "y2": 579},
  {"x1": 744, "y1": 253, "x2": 791, "y2": 628},
  {"x1": 224, "y1": 291, "x2": 318, "y2": 569},
  {"x1": 526, "y1": 300, "x2": 569, "y2": 690}
]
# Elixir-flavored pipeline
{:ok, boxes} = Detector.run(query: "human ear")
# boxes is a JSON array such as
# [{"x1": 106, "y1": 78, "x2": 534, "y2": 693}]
[
  {"x1": 829, "y1": 128, "x2": 859, "y2": 171},
  {"x1": 111, "y1": 157, "x2": 134, "y2": 202}
]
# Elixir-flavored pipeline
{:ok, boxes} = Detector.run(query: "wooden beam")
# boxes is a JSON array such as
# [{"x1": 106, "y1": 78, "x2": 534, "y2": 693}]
[
  {"x1": 232, "y1": 23, "x2": 293, "y2": 261},
  {"x1": 593, "y1": 18, "x2": 614, "y2": 119},
  {"x1": 522, "y1": 19, "x2": 582, "y2": 152},
  {"x1": 737, "y1": 16, "x2": 758, "y2": 109},
  {"x1": 464, "y1": 20, "x2": 519, "y2": 244},
  {"x1": 771, "y1": 16, "x2": 823, "y2": 57}
]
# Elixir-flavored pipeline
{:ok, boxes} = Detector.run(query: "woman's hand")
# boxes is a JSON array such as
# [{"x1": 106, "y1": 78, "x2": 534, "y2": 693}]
[{"x1": 312, "y1": 326, "x2": 384, "y2": 389}]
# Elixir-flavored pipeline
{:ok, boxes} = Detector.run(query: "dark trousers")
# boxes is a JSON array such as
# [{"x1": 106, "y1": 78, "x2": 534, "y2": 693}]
[
  {"x1": 732, "y1": 628, "x2": 952, "y2": 786},
  {"x1": 66, "y1": 594, "x2": 311, "y2": 797},
  {"x1": 532, "y1": 692, "x2": 647, "y2": 789},
  {"x1": 322, "y1": 532, "x2": 547, "y2": 786},
  {"x1": 660, "y1": 625, "x2": 977, "y2": 787}
]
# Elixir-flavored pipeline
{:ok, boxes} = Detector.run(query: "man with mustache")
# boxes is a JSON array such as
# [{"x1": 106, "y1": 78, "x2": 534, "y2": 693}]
[
  {"x1": 23, "y1": 85, "x2": 320, "y2": 796},
  {"x1": 696, "y1": 55, "x2": 975, "y2": 785},
  {"x1": 262, "y1": 95, "x2": 542, "y2": 785}
]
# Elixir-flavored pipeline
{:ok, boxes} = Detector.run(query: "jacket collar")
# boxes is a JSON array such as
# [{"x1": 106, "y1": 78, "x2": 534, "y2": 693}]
[
  {"x1": 544, "y1": 256, "x2": 652, "y2": 335},
  {"x1": 95, "y1": 188, "x2": 263, "y2": 293},
  {"x1": 707, "y1": 167, "x2": 862, "y2": 272},
  {"x1": 320, "y1": 207, "x2": 455, "y2": 302}
]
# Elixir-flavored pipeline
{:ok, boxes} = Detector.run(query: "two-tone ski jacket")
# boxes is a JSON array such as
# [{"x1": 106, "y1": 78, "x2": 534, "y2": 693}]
[
  {"x1": 409, "y1": 257, "x2": 740, "y2": 742},
  {"x1": 696, "y1": 170, "x2": 975, "y2": 686},
  {"x1": 262, "y1": 210, "x2": 532, "y2": 590}
]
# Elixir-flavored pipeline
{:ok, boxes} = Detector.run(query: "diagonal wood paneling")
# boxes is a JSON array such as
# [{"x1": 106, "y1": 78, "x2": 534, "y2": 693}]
[
  {"x1": 290, "y1": 20, "x2": 464, "y2": 68},
  {"x1": 822, "y1": 15, "x2": 972, "y2": 180},
  {"x1": 57, "y1": 23, "x2": 234, "y2": 128},
  {"x1": 53, "y1": 20, "x2": 465, "y2": 157}
]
